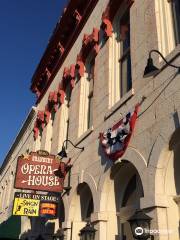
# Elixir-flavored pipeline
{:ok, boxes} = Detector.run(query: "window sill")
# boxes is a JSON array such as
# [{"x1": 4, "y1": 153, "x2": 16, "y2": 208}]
[
  {"x1": 104, "y1": 88, "x2": 135, "y2": 120},
  {"x1": 75, "y1": 126, "x2": 94, "y2": 146}
]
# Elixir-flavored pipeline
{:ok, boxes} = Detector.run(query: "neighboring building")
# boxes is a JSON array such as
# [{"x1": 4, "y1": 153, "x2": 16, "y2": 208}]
[
  {"x1": 0, "y1": 107, "x2": 37, "y2": 239},
  {"x1": 0, "y1": 0, "x2": 180, "y2": 239}
]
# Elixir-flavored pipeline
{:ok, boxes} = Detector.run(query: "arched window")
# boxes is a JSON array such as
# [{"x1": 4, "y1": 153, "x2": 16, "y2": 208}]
[
  {"x1": 58, "y1": 197, "x2": 65, "y2": 227},
  {"x1": 78, "y1": 182, "x2": 94, "y2": 221},
  {"x1": 112, "y1": 162, "x2": 144, "y2": 240},
  {"x1": 68, "y1": 182, "x2": 94, "y2": 239}
]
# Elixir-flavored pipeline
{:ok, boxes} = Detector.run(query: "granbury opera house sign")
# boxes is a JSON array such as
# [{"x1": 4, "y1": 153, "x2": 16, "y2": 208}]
[{"x1": 14, "y1": 151, "x2": 64, "y2": 192}]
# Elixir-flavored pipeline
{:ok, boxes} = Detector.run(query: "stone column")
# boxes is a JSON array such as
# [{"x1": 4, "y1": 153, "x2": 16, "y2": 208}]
[
  {"x1": 63, "y1": 220, "x2": 86, "y2": 240},
  {"x1": 62, "y1": 221, "x2": 72, "y2": 240},
  {"x1": 141, "y1": 195, "x2": 179, "y2": 240},
  {"x1": 91, "y1": 212, "x2": 108, "y2": 240}
]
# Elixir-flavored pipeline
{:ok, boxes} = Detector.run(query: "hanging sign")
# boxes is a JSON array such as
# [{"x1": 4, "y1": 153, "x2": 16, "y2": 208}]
[
  {"x1": 12, "y1": 192, "x2": 59, "y2": 217},
  {"x1": 13, "y1": 196, "x2": 40, "y2": 217},
  {"x1": 40, "y1": 203, "x2": 57, "y2": 217},
  {"x1": 14, "y1": 151, "x2": 64, "y2": 192},
  {"x1": 99, "y1": 105, "x2": 139, "y2": 161}
]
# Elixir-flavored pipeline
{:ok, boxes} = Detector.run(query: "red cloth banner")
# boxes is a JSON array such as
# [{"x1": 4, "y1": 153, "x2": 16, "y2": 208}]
[{"x1": 99, "y1": 105, "x2": 139, "y2": 161}]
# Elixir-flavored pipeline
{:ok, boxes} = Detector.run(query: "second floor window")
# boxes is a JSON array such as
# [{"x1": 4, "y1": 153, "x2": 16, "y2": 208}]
[
  {"x1": 63, "y1": 82, "x2": 71, "y2": 149},
  {"x1": 109, "y1": 6, "x2": 132, "y2": 107},
  {"x1": 170, "y1": 0, "x2": 180, "y2": 45},
  {"x1": 155, "y1": 0, "x2": 179, "y2": 57},
  {"x1": 119, "y1": 10, "x2": 132, "y2": 97},
  {"x1": 78, "y1": 55, "x2": 95, "y2": 136},
  {"x1": 65, "y1": 81, "x2": 72, "y2": 107},
  {"x1": 87, "y1": 58, "x2": 94, "y2": 129}
]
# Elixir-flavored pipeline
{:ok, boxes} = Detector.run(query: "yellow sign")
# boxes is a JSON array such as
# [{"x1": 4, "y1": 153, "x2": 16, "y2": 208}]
[{"x1": 13, "y1": 197, "x2": 40, "y2": 217}]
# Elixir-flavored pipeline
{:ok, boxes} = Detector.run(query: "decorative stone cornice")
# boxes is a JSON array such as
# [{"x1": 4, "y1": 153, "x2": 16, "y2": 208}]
[
  {"x1": 47, "y1": 42, "x2": 64, "y2": 72},
  {"x1": 33, "y1": 86, "x2": 65, "y2": 139},
  {"x1": 33, "y1": 111, "x2": 45, "y2": 138},
  {"x1": 101, "y1": 0, "x2": 134, "y2": 40},
  {"x1": 76, "y1": 55, "x2": 85, "y2": 78},
  {"x1": 44, "y1": 105, "x2": 51, "y2": 124},
  {"x1": 73, "y1": 9, "x2": 82, "y2": 24},
  {"x1": 80, "y1": 28, "x2": 100, "y2": 61},
  {"x1": 58, "y1": 87, "x2": 65, "y2": 105},
  {"x1": 74, "y1": 27, "x2": 99, "y2": 79},
  {"x1": 101, "y1": 18, "x2": 113, "y2": 38},
  {"x1": 30, "y1": 0, "x2": 99, "y2": 104},
  {"x1": 48, "y1": 91, "x2": 59, "y2": 113},
  {"x1": 32, "y1": 0, "x2": 136, "y2": 139},
  {"x1": 62, "y1": 64, "x2": 76, "y2": 89}
]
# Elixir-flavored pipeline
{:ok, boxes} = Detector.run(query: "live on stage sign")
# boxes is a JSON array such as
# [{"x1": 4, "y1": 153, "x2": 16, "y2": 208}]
[
  {"x1": 12, "y1": 192, "x2": 60, "y2": 217},
  {"x1": 14, "y1": 151, "x2": 64, "y2": 193}
]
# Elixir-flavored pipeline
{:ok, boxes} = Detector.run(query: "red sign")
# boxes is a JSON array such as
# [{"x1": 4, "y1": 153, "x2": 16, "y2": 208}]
[
  {"x1": 14, "y1": 151, "x2": 64, "y2": 192},
  {"x1": 40, "y1": 203, "x2": 57, "y2": 217}
]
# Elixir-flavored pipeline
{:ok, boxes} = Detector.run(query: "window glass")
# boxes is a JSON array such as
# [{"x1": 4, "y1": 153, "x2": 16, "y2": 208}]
[
  {"x1": 65, "y1": 82, "x2": 72, "y2": 107},
  {"x1": 78, "y1": 55, "x2": 95, "y2": 136},
  {"x1": 65, "y1": 119, "x2": 69, "y2": 149},
  {"x1": 109, "y1": 6, "x2": 132, "y2": 108},
  {"x1": 87, "y1": 58, "x2": 94, "y2": 129},
  {"x1": 119, "y1": 10, "x2": 132, "y2": 97},
  {"x1": 87, "y1": 93, "x2": 93, "y2": 129},
  {"x1": 99, "y1": 28, "x2": 108, "y2": 48},
  {"x1": 171, "y1": 0, "x2": 180, "y2": 44}
]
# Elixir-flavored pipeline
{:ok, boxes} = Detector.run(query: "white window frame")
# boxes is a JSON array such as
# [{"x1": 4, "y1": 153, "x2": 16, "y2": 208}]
[
  {"x1": 78, "y1": 55, "x2": 95, "y2": 137},
  {"x1": 155, "y1": 0, "x2": 176, "y2": 57},
  {"x1": 109, "y1": 2, "x2": 132, "y2": 108},
  {"x1": 56, "y1": 84, "x2": 71, "y2": 152}
]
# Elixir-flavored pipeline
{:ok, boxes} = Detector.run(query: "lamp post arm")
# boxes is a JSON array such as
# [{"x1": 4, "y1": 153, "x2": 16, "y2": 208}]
[
  {"x1": 62, "y1": 139, "x2": 84, "y2": 151},
  {"x1": 149, "y1": 49, "x2": 180, "y2": 69}
]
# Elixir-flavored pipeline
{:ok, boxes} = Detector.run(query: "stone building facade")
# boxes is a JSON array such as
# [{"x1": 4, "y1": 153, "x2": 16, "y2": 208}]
[
  {"x1": 0, "y1": 107, "x2": 37, "y2": 239},
  {"x1": 0, "y1": 0, "x2": 180, "y2": 239}
]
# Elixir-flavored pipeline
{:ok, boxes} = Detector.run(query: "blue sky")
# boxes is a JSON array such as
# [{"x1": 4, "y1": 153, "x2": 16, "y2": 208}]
[{"x1": 0, "y1": 0, "x2": 67, "y2": 165}]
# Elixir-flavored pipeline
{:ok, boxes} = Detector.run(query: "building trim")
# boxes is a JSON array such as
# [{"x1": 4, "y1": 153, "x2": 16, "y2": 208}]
[{"x1": 30, "y1": 0, "x2": 99, "y2": 104}]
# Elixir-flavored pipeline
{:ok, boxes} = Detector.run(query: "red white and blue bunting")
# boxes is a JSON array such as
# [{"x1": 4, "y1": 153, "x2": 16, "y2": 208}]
[{"x1": 99, "y1": 104, "x2": 140, "y2": 162}]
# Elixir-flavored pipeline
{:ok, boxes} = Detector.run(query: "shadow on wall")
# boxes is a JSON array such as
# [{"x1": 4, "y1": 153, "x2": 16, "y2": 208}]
[
  {"x1": 20, "y1": 217, "x2": 55, "y2": 240},
  {"x1": 169, "y1": 127, "x2": 180, "y2": 195},
  {"x1": 109, "y1": 161, "x2": 144, "y2": 239},
  {"x1": 98, "y1": 142, "x2": 113, "y2": 172},
  {"x1": 77, "y1": 182, "x2": 94, "y2": 221}
]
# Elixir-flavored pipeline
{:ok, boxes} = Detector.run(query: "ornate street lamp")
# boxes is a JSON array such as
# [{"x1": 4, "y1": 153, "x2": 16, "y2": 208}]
[
  {"x1": 128, "y1": 210, "x2": 152, "y2": 240},
  {"x1": 143, "y1": 49, "x2": 180, "y2": 78},
  {"x1": 57, "y1": 139, "x2": 84, "y2": 158},
  {"x1": 79, "y1": 222, "x2": 97, "y2": 240},
  {"x1": 56, "y1": 139, "x2": 84, "y2": 196}
]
